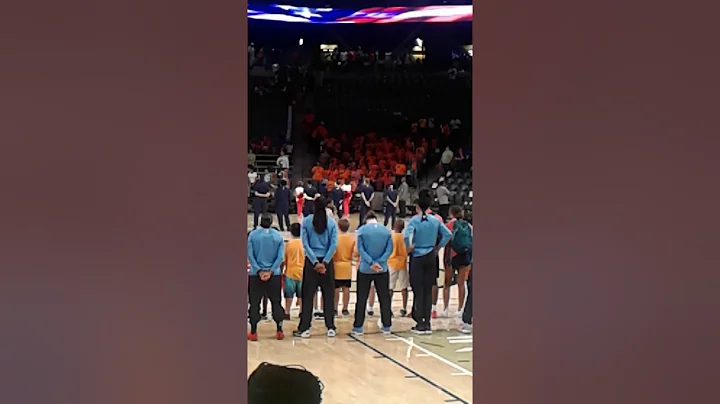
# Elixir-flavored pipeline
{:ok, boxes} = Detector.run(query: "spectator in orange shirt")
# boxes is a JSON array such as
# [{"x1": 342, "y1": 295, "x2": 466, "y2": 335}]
[
  {"x1": 311, "y1": 163, "x2": 324, "y2": 187},
  {"x1": 394, "y1": 161, "x2": 407, "y2": 188}
]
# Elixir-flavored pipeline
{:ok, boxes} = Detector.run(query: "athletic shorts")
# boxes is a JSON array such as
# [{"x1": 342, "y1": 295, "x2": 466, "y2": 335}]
[
  {"x1": 451, "y1": 252, "x2": 472, "y2": 269},
  {"x1": 284, "y1": 277, "x2": 302, "y2": 299},
  {"x1": 389, "y1": 269, "x2": 409, "y2": 291},
  {"x1": 335, "y1": 279, "x2": 351, "y2": 289}
]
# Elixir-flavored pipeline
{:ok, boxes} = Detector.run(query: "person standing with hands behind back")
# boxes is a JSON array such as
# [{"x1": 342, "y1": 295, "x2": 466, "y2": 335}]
[
  {"x1": 248, "y1": 214, "x2": 286, "y2": 341},
  {"x1": 352, "y1": 212, "x2": 394, "y2": 336},
  {"x1": 404, "y1": 195, "x2": 452, "y2": 335},
  {"x1": 274, "y1": 180, "x2": 291, "y2": 232},
  {"x1": 384, "y1": 184, "x2": 398, "y2": 228},
  {"x1": 294, "y1": 197, "x2": 339, "y2": 339},
  {"x1": 252, "y1": 177, "x2": 271, "y2": 229},
  {"x1": 358, "y1": 178, "x2": 374, "y2": 227}
]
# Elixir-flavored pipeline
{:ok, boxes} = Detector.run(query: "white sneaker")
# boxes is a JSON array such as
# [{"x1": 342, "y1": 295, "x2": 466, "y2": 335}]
[
  {"x1": 292, "y1": 329, "x2": 310, "y2": 338},
  {"x1": 377, "y1": 318, "x2": 392, "y2": 335},
  {"x1": 440, "y1": 309, "x2": 449, "y2": 318},
  {"x1": 458, "y1": 323, "x2": 472, "y2": 334},
  {"x1": 456, "y1": 308, "x2": 464, "y2": 318},
  {"x1": 327, "y1": 329, "x2": 337, "y2": 338}
]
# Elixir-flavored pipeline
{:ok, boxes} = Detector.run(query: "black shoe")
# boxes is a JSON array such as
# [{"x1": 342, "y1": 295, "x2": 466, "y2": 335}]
[
  {"x1": 410, "y1": 326, "x2": 425, "y2": 335},
  {"x1": 368, "y1": 309, "x2": 374, "y2": 317},
  {"x1": 342, "y1": 309, "x2": 350, "y2": 317},
  {"x1": 334, "y1": 310, "x2": 338, "y2": 317},
  {"x1": 400, "y1": 309, "x2": 408, "y2": 317},
  {"x1": 313, "y1": 311, "x2": 324, "y2": 319},
  {"x1": 261, "y1": 313, "x2": 268, "y2": 321}
]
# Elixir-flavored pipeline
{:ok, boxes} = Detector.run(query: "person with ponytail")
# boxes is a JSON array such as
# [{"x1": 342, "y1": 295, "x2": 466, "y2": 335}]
[
  {"x1": 416, "y1": 189, "x2": 444, "y2": 319},
  {"x1": 295, "y1": 196, "x2": 339, "y2": 338},
  {"x1": 404, "y1": 195, "x2": 452, "y2": 334}
]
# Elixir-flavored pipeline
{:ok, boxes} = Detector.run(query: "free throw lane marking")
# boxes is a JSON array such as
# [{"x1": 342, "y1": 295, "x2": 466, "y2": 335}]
[{"x1": 389, "y1": 333, "x2": 473, "y2": 376}]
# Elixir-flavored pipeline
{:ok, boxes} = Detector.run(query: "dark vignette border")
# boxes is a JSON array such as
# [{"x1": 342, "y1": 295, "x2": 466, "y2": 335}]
[
  {"x1": 1, "y1": 1, "x2": 249, "y2": 403},
  {"x1": 1, "y1": 1, "x2": 718, "y2": 404},
  {"x1": 472, "y1": 1, "x2": 719, "y2": 403}
]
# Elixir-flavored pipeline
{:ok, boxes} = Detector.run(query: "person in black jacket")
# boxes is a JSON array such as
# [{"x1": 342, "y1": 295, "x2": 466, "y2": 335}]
[
  {"x1": 330, "y1": 182, "x2": 344, "y2": 215},
  {"x1": 274, "y1": 180, "x2": 291, "y2": 232},
  {"x1": 252, "y1": 179, "x2": 271, "y2": 229}
]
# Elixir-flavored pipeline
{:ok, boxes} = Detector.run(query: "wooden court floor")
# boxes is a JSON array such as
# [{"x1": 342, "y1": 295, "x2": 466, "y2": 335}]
[
  {"x1": 248, "y1": 294, "x2": 472, "y2": 404},
  {"x1": 246, "y1": 212, "x2": 472, "y2": 403}
]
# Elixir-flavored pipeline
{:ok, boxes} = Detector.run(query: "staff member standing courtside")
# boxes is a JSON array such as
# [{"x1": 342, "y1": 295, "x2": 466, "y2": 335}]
[
  {"x1": 358, "y1": 178, "x2": 374, "y2": 227},
  {"x1": 248, "y1": 214, "x2": 286, "y2": 341},
  {"x1": 352, "y1": 212, "x2": 394, "y2": 336},
  {"x1": 303, "y1": 182, "x2": 318, "y2": 217},
  {"x1": 384, "y1": 184, "x2": 398, "y2": 228},
  {"x1": 404, "y1": 195, "x2": 452, "y2": 335},
  {"x1": 253, "y1": 178, "x2": 271, "y2": 229},
  {"x1": 274, "y1": 180, "x2": 291, "y2": 232},
  {"x1": 294, "y1": 197, "x2": 339, "y2": 338}
]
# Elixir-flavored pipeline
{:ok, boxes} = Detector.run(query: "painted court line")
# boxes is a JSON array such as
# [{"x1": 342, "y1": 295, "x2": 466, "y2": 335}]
[
  {"x1": 390, "y1": 333, "x2": 473, "y2": 377},
  {"x1": 349, "y1": 334, "x2": 469, "y2": 404}
]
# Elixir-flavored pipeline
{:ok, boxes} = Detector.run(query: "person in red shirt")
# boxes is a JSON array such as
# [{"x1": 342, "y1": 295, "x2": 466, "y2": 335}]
[
  {"x1": 341, "y1": 181, "x2": 352, "y2": 219},
  {"x1": 295, "y1": 181, "x2": 305, "y2": 220}
]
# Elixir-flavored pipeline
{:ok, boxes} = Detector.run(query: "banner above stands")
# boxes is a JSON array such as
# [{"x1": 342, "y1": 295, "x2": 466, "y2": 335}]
[{"x1": 248, "y1": 4, "x2": 472, "y2": 24}]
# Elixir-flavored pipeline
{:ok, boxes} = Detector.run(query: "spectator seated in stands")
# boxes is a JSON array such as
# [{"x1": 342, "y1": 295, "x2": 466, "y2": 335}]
[{"x1": 302, "y1": 120, "x2": 450, "y2": 193}]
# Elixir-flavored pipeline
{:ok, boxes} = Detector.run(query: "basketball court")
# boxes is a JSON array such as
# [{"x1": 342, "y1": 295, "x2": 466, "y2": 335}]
[{"x1": 247, "y1": 212, "x2": 473, "y2": 403}]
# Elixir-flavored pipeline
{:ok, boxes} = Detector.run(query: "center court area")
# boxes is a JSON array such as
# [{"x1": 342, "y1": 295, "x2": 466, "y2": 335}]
[{"x1": 247, "y1": 212, "x2": 473, "y2": 404}]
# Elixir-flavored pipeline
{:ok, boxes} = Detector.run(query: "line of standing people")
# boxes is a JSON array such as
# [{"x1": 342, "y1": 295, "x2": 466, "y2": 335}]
[{"x1": 247, "y1": 193, "x2": 473, "y2": 340}]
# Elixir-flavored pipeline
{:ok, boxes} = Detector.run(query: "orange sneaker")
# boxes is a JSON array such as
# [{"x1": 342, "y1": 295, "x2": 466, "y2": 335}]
[
  {"x1": 431, "y1": 310, "x2": 438, "y2": 319},
  {"x1": 248, "y1": 332, "x2": 258, "y2": 341},
  {"x1": 276, "y1": 331, "x2": 285, "y2": 340}
]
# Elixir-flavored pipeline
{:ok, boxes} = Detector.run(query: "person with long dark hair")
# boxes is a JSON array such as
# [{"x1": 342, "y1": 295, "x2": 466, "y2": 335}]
[
  {"x1": 417, "y1": 189, "x2": 444, "y2": 319},
  {"x1": 294, "y1": 196, "x2": 339, "y2": 338},
  {"x1": 404, "y1": 195, "x2": 452, "y2": 334},
  {"x1": 248, "y1": 214, "x2": 286, "y2": 341}
]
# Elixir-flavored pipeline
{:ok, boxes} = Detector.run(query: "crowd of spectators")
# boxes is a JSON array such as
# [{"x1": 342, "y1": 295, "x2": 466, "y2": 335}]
[
  {"x1": 317, "y1": 46, "x2": 472, "y2": 76},
  {"x1": 303, "y1": 111, "x2": 470, "y2": 193},
  {"x1": 247, "y1": 37, "x2": 473, "y2": 216}
]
